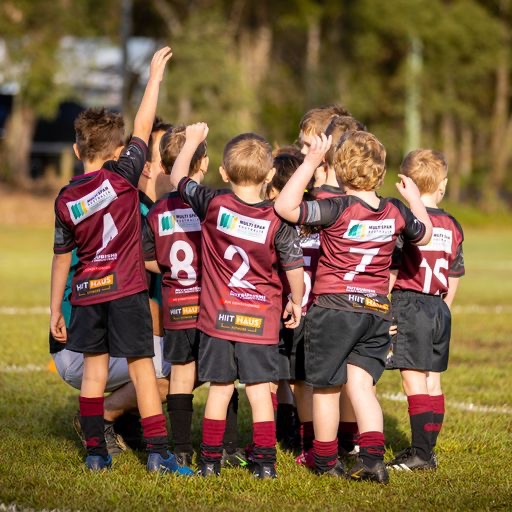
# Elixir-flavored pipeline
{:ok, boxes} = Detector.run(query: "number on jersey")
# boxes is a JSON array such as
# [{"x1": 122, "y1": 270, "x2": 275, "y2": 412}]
[
  {"x1": 224, "y1": 245, "x2": 256, "y2": 289},
  {"x1": 170, "y1": 240, "x2": 197, "y2": 286},
  {"x1": 420, "y1": 258, "x2": 448, "y2": 293}
]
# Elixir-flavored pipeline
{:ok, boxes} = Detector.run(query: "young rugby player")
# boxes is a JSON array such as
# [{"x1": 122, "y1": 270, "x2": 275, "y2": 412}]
[
  {"x1": 275, "y1": 131, "x2": 432, "y2": 483},
  {"x1": 50, "y1": 47, "x2": 192, "y2": 475},
  {"x1": 143, "y1": 126, "x2": 244, "y2": 467},
  {"x1": 170, "y1": 123, "x2": 304, "y2": 478},
  {"x1": 386, "y1": 149, "x2": 464, "y2": 471}
]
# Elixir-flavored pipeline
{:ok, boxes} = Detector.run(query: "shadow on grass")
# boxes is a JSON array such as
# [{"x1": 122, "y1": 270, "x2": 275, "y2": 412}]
[{"x1": 384, "y1": 412, "x2": 409, "y2": 454}]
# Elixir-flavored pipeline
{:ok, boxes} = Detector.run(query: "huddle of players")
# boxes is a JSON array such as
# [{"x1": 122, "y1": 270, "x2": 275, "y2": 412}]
[{"x1": 50, "y1": 48, "x2": 464, "y2": 483}]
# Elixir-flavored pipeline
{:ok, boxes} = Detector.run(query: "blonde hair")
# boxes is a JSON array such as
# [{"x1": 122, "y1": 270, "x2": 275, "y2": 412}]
[
  {"x1": 222, "y1": 133, "x2": 273, "y2": 185},
  {"x1": 299, "y1": 104, "x2": 351, "y2": 136},
  {"x1": 325, "y1": 115, "x2": 367, "y2": 166},
  {"x1": 160, "y1": 126, "x2": 207, "y2": 176},
  {"x1": 333, "y1": 131, "x2": 386, "y2": 191},
  {"x1": 400, "y1": 149, "x2": 448, "y2": 194}
]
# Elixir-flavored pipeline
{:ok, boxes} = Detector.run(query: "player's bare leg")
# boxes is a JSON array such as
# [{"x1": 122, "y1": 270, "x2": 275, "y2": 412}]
[
  {"x1": 345, "y1": 364, "x2": 388, "y2": 482},
  {"x1": 338, "y1": 385, "x2": 359, "y2": 456}
]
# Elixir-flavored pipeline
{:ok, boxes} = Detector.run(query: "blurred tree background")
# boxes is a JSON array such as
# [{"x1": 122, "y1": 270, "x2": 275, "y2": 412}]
[{"x1": 0, "y1": 0, "x2": 511, "y2": 210}]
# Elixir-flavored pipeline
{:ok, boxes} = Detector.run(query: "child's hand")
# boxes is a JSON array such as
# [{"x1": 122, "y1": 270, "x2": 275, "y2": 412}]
[
  {"x1": 303, "y1": 133, "x2": 332, "y2": 171},
  {"x1": 389, "y1": 323, "x2": 397, "y2": 337},
  {"x1": 50, "y1": 311, "x2": 67, "y2": 343},
  {"x1": 396, "y1": 174, "x2": 421, "y2": 203},
  {"x1": 149, "y1": 46, "x2": 173, "y2": 82},
  {"x1": 283, "y1": 299, "x2": 302, "y2": 329},
  {"x1": 185, "y1": 123, "x2": 209, "y2": 146}
]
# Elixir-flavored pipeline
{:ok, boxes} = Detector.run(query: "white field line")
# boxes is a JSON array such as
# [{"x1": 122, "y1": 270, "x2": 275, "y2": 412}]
[
  {"x1": 0, "y1": 503, "x2": 76, "y2": 512},
  {"x1": 1, "y1": 305, "x2": 512, "y2": 315},
  {"x1": 381, "y1": 392, "x2": 512, "y2": 415}
]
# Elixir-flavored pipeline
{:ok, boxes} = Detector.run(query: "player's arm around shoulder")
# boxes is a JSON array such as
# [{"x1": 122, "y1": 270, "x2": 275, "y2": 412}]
[
  {"x1": 444, "y1": 215, "x2": 465, "y2": 310},
  {"x1": 274, "y1": 134, "x2": 331, "y2": 223},
  {"x1": 395, "y1": 174, "x2": 433, "y2": 246}
]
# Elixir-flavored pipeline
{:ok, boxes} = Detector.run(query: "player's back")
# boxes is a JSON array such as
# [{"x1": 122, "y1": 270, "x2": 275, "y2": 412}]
[
  {"x1": 145, "y1": 191, "x2": 202, "y2": 329},
  {"x1": 393, "y1": 208, "x2": 464, "y2": 295},
  {"x1": 54, "y1": 139, "x2": 148, "y2": 306},
  {"x1": 311, "y1": 196, "x2": 424, "y2": 297},
  {"x1": 199, "y1": 192, "x2": 285, "y2": 343}
]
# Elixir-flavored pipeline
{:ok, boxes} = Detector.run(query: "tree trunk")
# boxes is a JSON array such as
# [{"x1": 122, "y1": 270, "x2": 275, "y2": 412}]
[
  {"x1": 442, "y1": 113, "x2": 460, "y2": 203},
  {"x1": 1, "y1": 99, "x2": 36, "y2": 187},
  {"x1": 305, "y1": 16, "x2": 321, "y2": 104}
]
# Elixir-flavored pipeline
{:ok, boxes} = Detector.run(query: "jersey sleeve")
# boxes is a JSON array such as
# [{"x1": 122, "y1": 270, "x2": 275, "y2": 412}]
[
  {"x1": 142, "y1": 215, "x2": 156, "y2": 261},
  {"x1": 103, "y1": 137, "x2": 148, "y2": 187},
  {"x1": 297, "y1": 197, "x2": 344, "y2": 227},
  {"x1": 274, "y1": 221, "x2": 304, "y2": 271},
  {"x1": 390, "y1": 235, "x2": 404, "y2": 270},
  {"x1": 53, "y1": 200, "x2": 75, "y2": 254},
  {"x1": 177, "y1": 177, "x2": 219, "y2": 220},
  {"x1": 449, "y1": 218, "x2": 465, "y2": 277},
  {"x1": 390, "y1": 198, "x2": 426, "y2": 244}
]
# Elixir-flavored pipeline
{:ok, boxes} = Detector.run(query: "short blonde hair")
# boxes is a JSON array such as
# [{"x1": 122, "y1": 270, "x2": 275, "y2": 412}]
[
  {"x1": 223, "y1": 133, "x2": 273, "y2": 185},
  {"x1": 299, "y1": 104, "x2": 351, "y2": 136},
  {"x1": 333, "y1": 131, "x2": 386, "y2": 191},
  {"x1": 400, "y1": 149, "x2": 448, "y2": 194},
  {"x1": 160, "y1": 126, "x2": 207, "y2": 176}
]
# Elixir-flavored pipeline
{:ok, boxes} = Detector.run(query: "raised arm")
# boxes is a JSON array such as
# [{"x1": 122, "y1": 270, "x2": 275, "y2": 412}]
[
  {"x1": 170, "y1": 123, "x2": 209, "y2": 190},
  {"x1": 274, "y1": 134, "x2": 331, "y2": 223},
  {"x1": 395, "y1": 174, "x2": 433, "y2": 246},
  {"x1": 132, "y1": 46, "x2": 173, "y2": 145}
]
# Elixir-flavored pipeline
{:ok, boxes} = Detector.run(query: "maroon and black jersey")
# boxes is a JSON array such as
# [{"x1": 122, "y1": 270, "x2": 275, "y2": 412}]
[
  {"x1": 298, "y1": 195, "x2": 426, "y2": 317},
  {"x1": 280, "y1": 229, "x2": 320, "y2": 314},
  {"x1": 393, "y1": 207, "x2": 464, "y2": 295},
  {"x1": 53, "y1": 137, "x2": 148, "y2": 306},
  {"x1": 143, "y1": 192, "x2": 202, "y2": 330},
  {"x1": 178, "y1": 177, "x2": 303, "y2": 345},
  {"x1": 312, "y1": 184, "x2": 344, "y2": 200}
]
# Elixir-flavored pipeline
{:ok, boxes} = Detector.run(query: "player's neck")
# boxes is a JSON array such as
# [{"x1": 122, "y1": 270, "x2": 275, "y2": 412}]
[
  {"x1": 231, "y1": 182, "x2": 267, "y2": 204},
  {"x1": 325, "y1": 168, "x2": 339, "y2": 188},
  {"x1": 345, "y1": 187, "x2": 380, "y2": 208},
  {"x1": 138, "y1": 179, "x2": 157, "y2": 202},
  {"x1": 82, "y1": 157, "x2": 109, "y2": 173},
  {"x1": 420, "y1": 193, "x2": 440, "y2": 209}
]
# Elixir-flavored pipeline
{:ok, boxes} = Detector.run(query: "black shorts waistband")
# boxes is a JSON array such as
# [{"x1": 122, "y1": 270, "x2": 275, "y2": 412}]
[{"x1": 393, "y1": 290, "x2": 445, "y2": 300}]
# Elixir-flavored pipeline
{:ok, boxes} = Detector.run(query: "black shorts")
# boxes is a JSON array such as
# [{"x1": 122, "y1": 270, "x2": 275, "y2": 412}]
[
  {"x1": 278, "y1": 317, "x2": 306, "y2": 381},
  {"x1": 163, "y1": 328, "x2": 200, "y2": 364},
  {"x1": 198, "y1": 333, "x2": 279, "y2": 384},
  {"x1": 387, "y1": 290, "x2": 451, "y2": 372},
  {"x1": 304, "y1": 305, "x2": 391, "y2": 387},
  {"x1": 67, "y1": 291, "x2": 154, "y2": 358}
]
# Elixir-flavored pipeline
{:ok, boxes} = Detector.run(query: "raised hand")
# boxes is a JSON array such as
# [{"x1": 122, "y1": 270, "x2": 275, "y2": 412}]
[
  {"x1": 303, "y1": 133, "x2": 332, "y2": 171},
  {"x1": 149, "y1": 46, "x2": 173, "y2": 82},
  {"x1": 185, "y1": 122, "x2": 209, "y2": 146},
  {"x1": 396, "y1": 173, "x2": 421, "y2": 204}
]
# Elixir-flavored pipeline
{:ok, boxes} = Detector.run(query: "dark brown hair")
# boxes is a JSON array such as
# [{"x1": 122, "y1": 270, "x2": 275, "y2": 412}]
[
  {"x1": 160, "y1": 126, "x2": 207, "y2": 176},
  {"x1": 74, "y1": 108, "x2": 125, "y2": 163}
]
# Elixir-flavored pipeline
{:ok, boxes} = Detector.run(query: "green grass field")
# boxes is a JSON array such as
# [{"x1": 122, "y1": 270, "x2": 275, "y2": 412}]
[{"x1": 1, "y1": 224, "x2": 511, "y2": 511}]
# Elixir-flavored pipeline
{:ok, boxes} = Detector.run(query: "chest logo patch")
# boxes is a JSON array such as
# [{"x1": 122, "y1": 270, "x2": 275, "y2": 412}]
[
  {"x1": 344, "y1": 220, "x2": 395, "y2": 242},
  {"x1": 66, "y1": 180, "x2": 117, "y2": 225},
  {"x1": 216, "y1": 206, "x2": 270, "y2": 244},
  {"x1": 158, "y1": 208, "x2": 201, "y2": 236},
  {"x1": 420, "y1": 227, "x2": 453, "y2": 253}
]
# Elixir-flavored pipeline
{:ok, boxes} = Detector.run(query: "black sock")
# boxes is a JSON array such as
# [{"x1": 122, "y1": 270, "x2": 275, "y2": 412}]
[
  {"x1": 431, "y1": 412, "x2": 444, "y2": 448},
  {"x1": 410, "y1": 412, "x2": 434, "y2": 460},
  {"x1": 276, "y1": 403, "x2": 295, "y2": 442},
  {"x1": 167, "y1": 393, "x2": 194, "y2": 454},
  {"x1": 79, "y1": 396, "x2": 107, "y2": 458},
  {"x1": 223, "y1": 388, "x2": 239, "y2": 454}
]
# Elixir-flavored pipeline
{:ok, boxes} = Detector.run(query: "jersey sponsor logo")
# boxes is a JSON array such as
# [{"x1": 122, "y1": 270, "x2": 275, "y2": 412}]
[
  {"x1": 344, "y1": 220, "x2": 395, "y2": 242},
  {"x1": 300, "y1": 232, "x2": 320, "y2": 249},
  {"x1": 75, "y1": 273, "x2": 117, "y2": 297},
  {"x1": 169, "y1": 304, "x2": 200, "y2": 322},
  {"x1": 158, "y1": 208, "x2": 201, "y2": 236},
  {"x1": 420, "y1": 227, "x2": 453, "y2": 253},
  {"x1": 66, "y1": 180, "x2": 118, "y2": 225},
  {"x1": 216, "y1": 207, "x2": 271, "y2": 244},
  {"x1": 216, "y1": 311, "x2": 265, "y2": 336}
]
